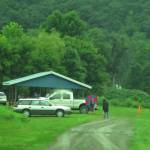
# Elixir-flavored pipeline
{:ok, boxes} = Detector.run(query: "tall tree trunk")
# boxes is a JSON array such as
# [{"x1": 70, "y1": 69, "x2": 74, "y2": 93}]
[{"x1": 112, "y1": 74, "x2": 116, "y2": 87}]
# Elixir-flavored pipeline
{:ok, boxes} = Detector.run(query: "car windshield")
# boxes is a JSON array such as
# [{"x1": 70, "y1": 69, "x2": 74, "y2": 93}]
[
  {"x1": 45, "y1": 93, "x2": 50, "y2": 98},
  {"x1": 49, "y1": 93, "x2": 61, "y2": 100},
  {"x1": 0, "y1": 92, "x2": 5, "y2": 96}
]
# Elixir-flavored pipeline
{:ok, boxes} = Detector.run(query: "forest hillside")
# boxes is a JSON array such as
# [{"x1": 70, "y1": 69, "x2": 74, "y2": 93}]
[{"x1": 0, "y1": 0, "x2": 149, "y2": 94}]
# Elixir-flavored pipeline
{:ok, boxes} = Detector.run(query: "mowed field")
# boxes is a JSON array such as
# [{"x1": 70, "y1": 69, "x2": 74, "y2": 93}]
[
  {"x1": 111, "y1": 107, "x2": 150, "y2": 150},
  {"x1": 0, "y1": 106, "x2": 150, "y2": 150}
]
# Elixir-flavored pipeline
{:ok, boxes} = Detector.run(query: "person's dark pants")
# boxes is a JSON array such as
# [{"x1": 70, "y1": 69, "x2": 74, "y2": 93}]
[
  {"x1": 104, "y1": 111, "x2": 108, "y2": 119},
  {"x1": 91, "y1": 103, "x2": 94, "y2": 111},
  {"x1": 86, "y1": 105, "x2": 90, "y2": 112}
]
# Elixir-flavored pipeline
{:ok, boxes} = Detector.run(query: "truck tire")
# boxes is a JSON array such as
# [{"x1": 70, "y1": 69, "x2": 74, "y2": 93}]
[
  {"x1": 56, "y1": 110, "x2": 64, "y2": 117},
  {"x1": 80, "y1": 105, "x2": 88, "y2": 114}
]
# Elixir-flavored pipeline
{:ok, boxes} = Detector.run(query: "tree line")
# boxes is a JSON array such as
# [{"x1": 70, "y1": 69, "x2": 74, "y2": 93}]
[{"x1": 0, "y1": 7, "x2": 149, "y2": 94}]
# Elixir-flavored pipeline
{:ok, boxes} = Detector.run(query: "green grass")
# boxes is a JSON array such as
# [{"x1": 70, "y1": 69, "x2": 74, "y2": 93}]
[
  {"x1": 0, "y1": 106, "x2": 100, "y2": 150},
  {"x1": 110, "y1": 106, "x2": 150, "y2": 150},
  {"x1": 0, "y1": 106, "x2": 150, "y2": 150}
]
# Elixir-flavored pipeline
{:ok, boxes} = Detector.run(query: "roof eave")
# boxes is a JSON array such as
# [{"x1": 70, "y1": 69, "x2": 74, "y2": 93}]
[{"x1": 2, "y1": 71, "x2": 92, "y2": 89}]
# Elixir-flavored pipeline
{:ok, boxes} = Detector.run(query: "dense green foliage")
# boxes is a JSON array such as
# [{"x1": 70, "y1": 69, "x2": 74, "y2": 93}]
[
  {"x1": 0, "y1": 106, "x2": 27, "y2": 121},
  {"x1": 104, "y1": 88, "x2": 150, "y2": 108},
  {"x1": 0, "y1": 0, "x2": 149, "y2": 94},
  {"x1": 1, "y1": 0, "x2": 150, "y2": 37}
]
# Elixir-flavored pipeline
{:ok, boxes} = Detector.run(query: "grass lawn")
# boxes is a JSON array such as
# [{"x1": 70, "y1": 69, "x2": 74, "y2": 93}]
[
  {"x1": 0, "y1": 106, "x2": 150, "y2": 150},
  {"x1": 0, "y1": 106, "x2": 100, "y2": 150},
  {"x1": 111, "y1": 106, "x2": 150, "y2": 150}
]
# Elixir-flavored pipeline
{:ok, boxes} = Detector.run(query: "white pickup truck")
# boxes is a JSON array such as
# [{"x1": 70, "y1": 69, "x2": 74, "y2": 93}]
[{"x1": 45, "y1": 90, "x2": 87, "y2": 113}]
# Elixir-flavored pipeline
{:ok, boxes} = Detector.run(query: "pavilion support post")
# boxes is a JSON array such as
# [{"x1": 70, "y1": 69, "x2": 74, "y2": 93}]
[
  {"x1": 8, "y1": 86, "x2": 11, "y2": 105},
  {"x1": 10, "y1": 86, "x2": 14, "y2": 106},
  {"x1": 14, "y1": 86, "x2": 17, "y2": 103},
  {"x1": 82, "y1": 90, "x2": 85, "y2": 98},
  {"x1": 40, "y1": 88, "x2": 42, "y2": 97},
  {"x1": 11, "y1": 85, "x2": 17, "y2": 105},
  {"x1": 44, "y1": 88, "x2": 46, "y2": 96}
]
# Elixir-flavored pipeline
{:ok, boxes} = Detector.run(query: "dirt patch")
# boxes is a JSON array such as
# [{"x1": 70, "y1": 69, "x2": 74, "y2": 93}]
[{"x1": 47, "y1": 118, "x2": 133, "y2": 150}]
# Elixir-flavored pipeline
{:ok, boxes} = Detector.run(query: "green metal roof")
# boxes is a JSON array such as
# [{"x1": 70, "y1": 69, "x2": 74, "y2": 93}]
[{"x1": 3, "y1": 71, "x2": 92, "y2": 89}]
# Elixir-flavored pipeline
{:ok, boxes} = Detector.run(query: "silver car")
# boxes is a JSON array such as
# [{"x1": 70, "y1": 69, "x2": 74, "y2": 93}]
[
  {"x1": 13, "y1": 99, "x2": 71, "y2": 117},
  {"x1": 0, "y1": 92, "x2": 7, "y2": 105}
]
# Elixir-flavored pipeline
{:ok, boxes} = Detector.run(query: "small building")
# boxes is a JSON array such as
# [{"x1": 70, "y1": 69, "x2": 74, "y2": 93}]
[{"x1": 3, "y1": 71, "x2": 92, "y2": 103}]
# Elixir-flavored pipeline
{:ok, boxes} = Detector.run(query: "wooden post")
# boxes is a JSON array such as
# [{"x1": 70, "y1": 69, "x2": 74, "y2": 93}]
[
  {"x1": 11, "y1": 86, "x2": 17, "y2": 105},
  {"x1": 82, "y1": 90, "x2": 84, "y2": 98},
  {"x1": 44, "y1": 88, "x2": 46, "y2": 96},
  {"x1": 14, "y1": 86, "x2": 17, "y2": 103},
  {"x1": 10, "y1": 86, "x2": 13, "y2": 106},
  {"x1": 40, "y1": 88, "x2": 42, "y2": 97},
  {"x1": 8, "y1": 86, "x2": 11, "y2": 105}
]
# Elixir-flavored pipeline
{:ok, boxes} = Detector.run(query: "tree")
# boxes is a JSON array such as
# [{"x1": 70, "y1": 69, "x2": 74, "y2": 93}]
[
  {"x1": 42, "y1": 10, "x2": 64, "y2": 33},
  {"x1": 30, "y1": 31, "x2": 66, "y2": 73},
  {"x1": 106, "y1": 33, "x2": 130, "y2": 86},
  {"x1": 2, "y1": 22, "x2": 24, "y2": 40},
  {"x1": 0, "y1": 21, "x2": 25, "y2": 85},
  {"x1": 86, "y1": 28, "x2": 112, "y2": 59},
  {"x1": 0, "y1": 35, "x2": 12, "y2": 88},
  {"x1": 1, "y1": 22, "x2": 31, "y2": 78},
  {"x1": 42, "y1": 10, "x2": 86, "y2": 36},
  {"x1": 124, "y1": 32, "x2": 150, "y2": 90},
  {"x1": 63, "y1": 11, "x2": 86, "y2": 36},
  {"x1": 127, "y1": 63, "x2": 142, "y2": 89},
  {"x1": 81, "y1": 50, "x2": 109, "y2": 94},
  {"x1": 141, "y1": 64, "x2": 150, "y2": 93},
  {"x1": 63, "y1": 36, "x2": 109, "y2": 94},
  {"x1": 63, "y1": 48, "x2": 86, "y2": 81}
]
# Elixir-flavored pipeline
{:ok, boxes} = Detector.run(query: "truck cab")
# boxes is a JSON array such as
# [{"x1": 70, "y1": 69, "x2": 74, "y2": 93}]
[{"x1": 47, "y1": 90, "x2": 86, "y2": 111}]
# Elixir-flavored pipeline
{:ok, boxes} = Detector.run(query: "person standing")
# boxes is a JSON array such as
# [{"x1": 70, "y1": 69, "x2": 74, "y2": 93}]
[
  {"x1": 92, "y1": 95, "x2": 98, "y2": 111},
  {"x1": 102, "y1": 99, "x2": 109, "y2": 119}
]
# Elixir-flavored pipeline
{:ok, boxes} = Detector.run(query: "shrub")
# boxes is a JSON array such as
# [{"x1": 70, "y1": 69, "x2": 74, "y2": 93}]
[
  {"x1": 0, "y1": 106, "x2": 29, "y2": 122},
  {"x1": 103, "y1": 88, "x2": 150, "y2": 108}
]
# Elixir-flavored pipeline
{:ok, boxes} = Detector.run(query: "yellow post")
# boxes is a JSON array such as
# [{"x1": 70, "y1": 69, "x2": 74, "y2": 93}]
[{"x1": 137, "y1": 105, "x2": 142, "y2": 114}]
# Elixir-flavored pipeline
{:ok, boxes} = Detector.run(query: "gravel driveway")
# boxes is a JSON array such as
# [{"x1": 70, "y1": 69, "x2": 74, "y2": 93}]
[{"x1": 48, "y1": 118, "x2": 133, "y2": 150}]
